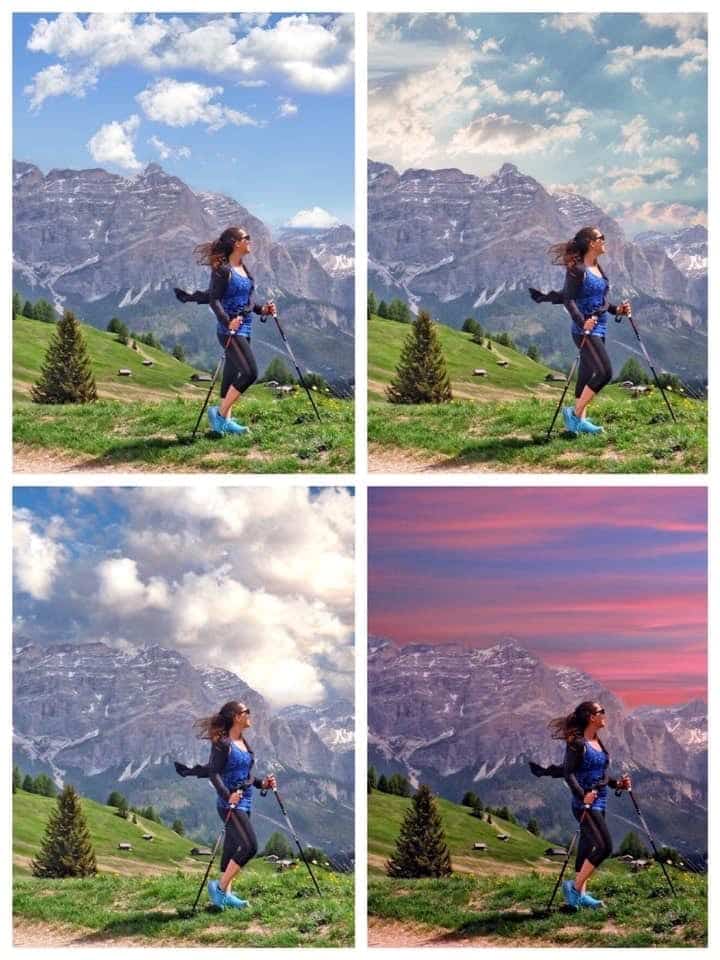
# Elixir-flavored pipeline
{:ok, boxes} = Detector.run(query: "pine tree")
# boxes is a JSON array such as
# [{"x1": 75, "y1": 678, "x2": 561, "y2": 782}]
[
  {"x1": 33, "y1": 299, "x2": 56, "y2": 324},
  {"x1": 13, "y1": 765, "x2": 21, "y2": 794},
  {"x1": 367, "y1": 290, "x2": 378, "y2": 319},
  {"x1": 33, "y1": 773, "x2": 57, "y2": 798},
  {"x1": 262, "y1": 831, "x2": 295, "y2": 859},
  {"x1": 616, "y1": 357, "x2": 649, "y2": 385},
  {"x1": 618, "y1": 830, "x2": 650, "y2": 860},
  {"x1": 31, "y1": 784, "x2": 97, "y2": 878},
  {"x1": 12, "y1": 292, "x2": 22, "y2": 320},
  {"x1": 462, "y1": 317, "x2": 479, "y2": 335},
  {"x1": 377, "y1": 773, "x2": 389, "y2": 793},
  {"x1": 23, "y1": 299, "x2": 36, "y2": 320},
  {"x1": 172, "y1": 343, "x2": 186, "y2": 362},
  {"x1": 526, "y1": 344, "x2": 540, "y2": 363},
  {"x1": 106, "y1": 790, "x2": 125, "y2": 809},
  {"x1": 367, "y1": 766, "x2": 377, "y2": 793},
  {"x1": 386, "y1": 784, "x2": 452, "y2": 878},
  {"x1": 22, "y1": 774, "x2": 35, "y2": 793},
  {"x1": 172, "y1": 819, "x2": 185, "y2": 836},
  {"x1": 377, "y1": 299, "x2": 390, "y2": 319},
  {"x1": 261, "y1": 356, "x2": 295, "y2": 385},
  {"x1": 461, "y1": 790, "x2": 479, "y2": 808},
  {"x1": 527, "y1": 817, "x2": 540, "y2": 836},
  {"x1": 387, "y1": 310, "x2": 452, "y2": 404},
  {"x1": 31, "y1": 309, "x2": 97, "y2": 404}
]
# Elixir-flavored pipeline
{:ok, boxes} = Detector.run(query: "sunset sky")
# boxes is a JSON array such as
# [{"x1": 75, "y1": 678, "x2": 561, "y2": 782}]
[{"x1": 368, "y1": 487, "x2": 706, "y2": 707}]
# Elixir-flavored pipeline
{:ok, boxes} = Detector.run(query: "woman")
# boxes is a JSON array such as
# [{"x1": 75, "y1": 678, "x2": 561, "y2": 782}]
[
  {"x1": 549, "y1": 700, "x2": 631, "y2": 910},
  {"x1": 175, "y1": 226, "x2": 276, "y2": 436},
  {"x1": 532, "y1": 227, "x2": 630, "y2": 435},
  {"x1": 177, "y1": 700, "x2": 276, "y2": 910}
]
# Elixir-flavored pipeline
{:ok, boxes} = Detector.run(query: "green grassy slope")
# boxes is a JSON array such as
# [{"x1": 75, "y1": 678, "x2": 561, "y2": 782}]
[
  {"x1": 368, "y1": 791, "x2": 706, "y2": 947},
  {"x1": 14, "y1": 315, "x2": 201, "y2": 401},
  {"x1": 369, "y1": 314, "x2": 558, "y2": 401},
  {"x1": 13, "y1": 789, "x2": 202, "y2": 876},
  {"x1": 13, "y1": 314, "x2": 354, "y2": 473},
  {"x1": 13, "y1": 789, "x2": 354, "y2": 946},
  {"x1": 368, "y1": 315, "x2": 706, "y2": 473},
  {"x1": 369, "y1": 791, "x2": 550, "y2": 876}
]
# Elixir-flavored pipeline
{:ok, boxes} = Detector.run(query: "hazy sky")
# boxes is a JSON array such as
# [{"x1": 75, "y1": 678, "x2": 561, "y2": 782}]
[
  {"x1": 13, "y1": 12, "x2": 354, "y2": 228},
  {"x1": 369, "y1": 487, "x2": 707, "y2": 708},
  {"x1": 13, "y1": 486, "x2": 354, "y2": 708},
  {"x1": 369, "y1": 12, "x2": 707, "y2": 237}
]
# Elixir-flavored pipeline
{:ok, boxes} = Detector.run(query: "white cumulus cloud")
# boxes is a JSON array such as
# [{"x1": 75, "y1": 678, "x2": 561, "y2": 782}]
[
  {"x1": 286, "y1": 207, "x2": 341, "y2": 229},
  {"x1": 87, "y1": 114, "x2": 142, "y2": 172},
  {"x1": 136, "y1": 78, "x2": 257, "y2": 130},
  {"x1": 13, "y1": 509, "x2": 67, "y2": 601},
  {"x1": 24, "y1": 63, "x2": 98, "y2": 111},
  {"x1": 147, "y1": 135, "x2": 191, "y2": 160}
]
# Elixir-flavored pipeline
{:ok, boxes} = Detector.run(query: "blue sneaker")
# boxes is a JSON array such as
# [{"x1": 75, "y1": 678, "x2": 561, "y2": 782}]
[
  {"x1": 577, "y1": 418, "x2": 603, "y2": 435},
  {"x1": 208, "y1": 879, "x2": 226, "y2": 910},
  {"x1": 562, "y1": 879, "x2": 581, "y2": 910},
  {"x1": 223, "y1": 417, "x2": 249, "y2": 436},
  {"x1": 562, "y1": 406, "x2": 580, "y2": 434},
  {"x1": 207, "y1": 406, "x2": 226, "y2": 435},
  {"x1": 579, "y1": 892, "x2": 604, "y2": 909},
  {"x1": 224, "y1": 891, "x2": 249, "y2": 909}
]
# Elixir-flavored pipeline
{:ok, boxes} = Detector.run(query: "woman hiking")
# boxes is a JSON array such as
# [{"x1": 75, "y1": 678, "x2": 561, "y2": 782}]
[
  {"x1": 175, "y1": 700, "x2": 276, "y2": 910},
  {"x1": 548, "y1": 700, "x2": 631, "y2": 910},
  {"x1": 175, "y1": 226, "x2": 276, "y2": 436},
  {"x1": 529, "y1": 227, "x2": 630, "y2": 435}
]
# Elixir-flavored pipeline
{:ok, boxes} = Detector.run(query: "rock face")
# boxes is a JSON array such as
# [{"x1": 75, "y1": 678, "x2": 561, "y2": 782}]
[
  {"x1": 368, "y1": 160, "x2": 707, "y2": 381},
  {"x1": 13, "y1": 160, "x2": 354, "y2": 382},
  {"x1": 368, "y1": 637, "x2": 706, "y2": 855},
  {"x1": 13, "y1": 640, "x2": 354, "y2": 854}
]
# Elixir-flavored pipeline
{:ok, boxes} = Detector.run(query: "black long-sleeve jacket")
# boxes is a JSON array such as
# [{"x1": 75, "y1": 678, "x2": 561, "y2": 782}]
[
  {"x1": 176, "y1": 738, "x2": 264, "y2": 802},
  {"x1": 562, "y1": 264, "x2": 619, "y2": 327}
]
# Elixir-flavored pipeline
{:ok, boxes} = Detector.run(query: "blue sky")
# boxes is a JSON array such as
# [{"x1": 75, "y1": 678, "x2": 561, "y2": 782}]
[
  {"x1": 13, "y1": 12, "x2": 354, "y2": 229},
  {"x1": 369, "y1": 13, "x2": 707, "y2": 236},
  {"x1": 13, "y1": 487, "x2": 355, "y2": 708}
]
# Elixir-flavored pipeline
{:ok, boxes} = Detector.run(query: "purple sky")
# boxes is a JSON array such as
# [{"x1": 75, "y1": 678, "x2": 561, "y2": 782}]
[{"x1": 369, "y1": 487, "x2": 707, "y2": 707}]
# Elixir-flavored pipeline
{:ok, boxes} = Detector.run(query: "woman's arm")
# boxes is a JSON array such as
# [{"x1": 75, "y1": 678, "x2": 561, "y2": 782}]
[
  {"x1": 562, "y1": 267, "x2": 587, "y2": 326},
  {"x1": 208, "y1": 266, "x2": 231, "y2": 326},
  {"x1": 207, "y1": 739, "x2": 232, "y2": 801},
  {"x1": 563, "y1": 739, "x2": 587, "y2": 802}
]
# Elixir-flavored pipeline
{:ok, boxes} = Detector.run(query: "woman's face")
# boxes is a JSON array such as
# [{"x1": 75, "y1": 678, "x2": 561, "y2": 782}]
[
  {"x1": 234, "y1": 233, "x2": 252, "y2": 257},
  {"x1": 235, "y1": 707, "x2": 252, "y2": 730},
  {"x1": 588, "y1": 230, "x2": 606, "y2": 258},
  {"x1": 590, "y1": 704, "x2": 607, "y2": 730}
]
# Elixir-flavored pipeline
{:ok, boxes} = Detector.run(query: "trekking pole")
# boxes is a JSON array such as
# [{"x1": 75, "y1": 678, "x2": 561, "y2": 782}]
[
  {"x1": 618, "y1": 310, "x2": 677, "y2": 423},
  {"x1": 270, "y1": 788, "x2": 322, "y2": 895},
  {"x1": 269, "y1": 313, "x2": 322, "y2": 422},
  {"x1": 546, "y1": 334, "x2": 586, "y2": 440},
  {"x1": 190, "y1": 801, "x2": 236, "y2": 914},
  {"x1": 546, "y1": 816, "x2": 582, "y2": 911},
  {"x1": 184, "y1": 333, "x2": 231, "y2": 443},
  {"x1": 618, "y1": 788, "x2": 677, "y2": 896}
]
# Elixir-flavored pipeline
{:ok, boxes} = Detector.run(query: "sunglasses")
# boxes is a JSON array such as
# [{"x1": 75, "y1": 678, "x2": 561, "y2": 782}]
[
  {"x1": 593, "y1": 707, "x2": 606, "y2": 715},
  {"x1": 593, "y1": 234, "x2": 605, "y2": 242},
  {"x1": 236, "y1": 235, "x2": 251, "y2": 243},
  {"x1": 238, "y1": 708, "x2": 251, "y2": 716}
]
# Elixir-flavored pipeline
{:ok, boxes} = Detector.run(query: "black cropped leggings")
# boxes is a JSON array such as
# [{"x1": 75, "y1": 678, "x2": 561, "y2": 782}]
[
  {"x1": 572, "y1": 333, "x2": 613, "y2": 398},
  {"x1": 573, "y1": 807, "x2": 613, "y2": 871},
  {"x1": 220, "y1": 807, "x2": 258, "y2": 871},
  {"x1": 218, "y1": 332, "x2": 258, "y2": 398}
]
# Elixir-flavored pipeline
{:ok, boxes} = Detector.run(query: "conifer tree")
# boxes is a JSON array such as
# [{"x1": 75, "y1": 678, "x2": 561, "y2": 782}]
[
  {"x1": 31, "y1": 784, "x2": 97, "y2": 878},
  {"x1": 22, "y1": 774, "x2": 35, "y2": 793},
  {"x1": 386, "y1": 310, "x2": 452, "y2": 404},
  {"x1": 31, "y1": 309, "x2": 97, "y2": 404},
  {"x1": 12, "y1": 292, "x2": 22, "y2": 320},
  {"x1": 386, "y1": 784, "x2": 452, "y2": 878},
  {"x1": 172, "y1": 819, "x2": 185, "y2": 836}
]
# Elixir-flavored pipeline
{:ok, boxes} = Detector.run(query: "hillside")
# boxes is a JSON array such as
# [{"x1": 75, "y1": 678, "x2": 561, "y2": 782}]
[
  {"x1": 368, "y1": 314, "x2": 706, "y2": 473},
  {"x1": 368, "y1": 791, "x2": 706, "y2": 947},
  {"x1": 13, "y1": 788, "x2": 353, "y2": 946},
  {"x1": 13, "y1": 314, "x2": 354, "y2": 473},
  {"x1": 13, "y1": 788, "x2": 201, "y2": 877}
]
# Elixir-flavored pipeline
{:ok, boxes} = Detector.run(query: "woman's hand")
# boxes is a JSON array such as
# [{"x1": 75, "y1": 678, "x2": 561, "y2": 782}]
[
  {"x1": 583, "y1": 789, "x2": 598, "y2": 806},
  {"x1": 262, "y1": 774, "x2": 277, "y2": 790},
  {"x1": 228, "y1": 789, "x2": 243, "y2": 806},
  {"x1": 228, "y1": 316, "x2": 243, "y2": 331},
  {"x1": 583, "y1": 316, "x2": 598, "y2": 333},
  {"x1": 617, "y1": 774, "x2": 632, "y2": 791},
  {"x1": 261, "y1": 301, "x2": 277, "y2": 317},
  {"x1": 617, "y1": 301, "x2": 631, "y2": 316}
]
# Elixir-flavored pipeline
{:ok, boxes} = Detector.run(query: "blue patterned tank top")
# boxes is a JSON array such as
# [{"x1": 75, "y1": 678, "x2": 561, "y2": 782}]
[
  {"x1": 216, "y1": 741, "x2": 255, "y2": 814},
  {"x1": 215, "y1": 268, "x2": 254, "y2": 339},
  {"x1": 571, "y1": 741, "x2": 609, "y2": 812},
  {"x1": 571, "y1": 269, "x2": 609, "y2": 338}
]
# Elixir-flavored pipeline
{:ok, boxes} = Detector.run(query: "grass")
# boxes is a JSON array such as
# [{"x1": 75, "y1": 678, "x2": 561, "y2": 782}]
[
  {"x1": 368, "y1": 314, "x2": 707, "y2": 473},
  {"x1": 368, "y1": 792, "x2": 706, "y2": 947},
  {"x1": 13, "y1": 315, "x2": 354, "y2": 473},
  {"x1": 13, "y1": 789, "x2": 353, "y2": 946},
  {"x1": 13, "y1": 789, "x2": 201, "y2": 876}
]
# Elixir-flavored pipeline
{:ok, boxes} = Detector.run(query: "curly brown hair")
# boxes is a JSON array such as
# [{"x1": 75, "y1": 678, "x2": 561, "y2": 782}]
[
  {"x1": 193, "y1": 700, "x2": 249, "y2": 742},
  {"x1": 194, "y1": 226, "x2": 248, "y2": 270},
  {"x1": 548, "y1": 700, "x2": 602, "y2": 742},
  {"x1": 548, "y1": 226, "x2": 602, "y2": 267}
]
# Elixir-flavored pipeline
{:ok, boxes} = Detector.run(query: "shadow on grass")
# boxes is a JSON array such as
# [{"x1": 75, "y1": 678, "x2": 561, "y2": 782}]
[
  {"x1": 438, "y1": 432, "x2": 581, "y2": 469},
  {"x1": 70, "y1": 433, "x2": 238, "y2": 469},
  {"x1": 69, "y1": 904, "x2": 230, "y2": 944},
  {"x1": 433, "y1": 905, "x2": 573, "y2": 943}
]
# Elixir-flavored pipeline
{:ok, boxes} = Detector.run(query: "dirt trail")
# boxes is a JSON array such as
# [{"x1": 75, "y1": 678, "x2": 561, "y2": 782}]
[
  {"x1": 368, "y1": 443, "x2": 546, "y2": 474},
  {"x1": 14, "y1": 919, "x2": 155, "y2": 948},
  {"x1": 368, "y1": 917, "x2": 555, "y2": 948}
]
